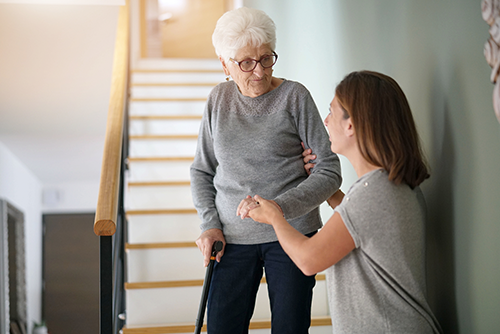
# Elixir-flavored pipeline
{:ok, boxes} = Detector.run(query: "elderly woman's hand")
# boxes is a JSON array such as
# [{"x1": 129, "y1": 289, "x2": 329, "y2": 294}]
[
  {"x1": 237, "y1": 195, "x2": 284, "y2": 220},
  {"x1": 195, "y1": 228, "x2": 226, "y2": 267},
  {"x1": 301, "y1": 142, "x2": 316, "y2": 175}
]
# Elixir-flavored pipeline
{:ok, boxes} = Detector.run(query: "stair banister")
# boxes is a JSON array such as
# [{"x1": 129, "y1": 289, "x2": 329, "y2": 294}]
[
  {"x1": 94, "y1": 1, "x2": 130, "y2": 333},
  {"x1": 94, "y1": 1, "x2": 130, "y2": 237}
]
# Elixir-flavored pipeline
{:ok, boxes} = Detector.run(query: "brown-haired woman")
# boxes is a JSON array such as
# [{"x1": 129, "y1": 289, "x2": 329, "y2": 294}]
[{"x1": 238, "y1": 71, "x2": 443, "y2": 333}]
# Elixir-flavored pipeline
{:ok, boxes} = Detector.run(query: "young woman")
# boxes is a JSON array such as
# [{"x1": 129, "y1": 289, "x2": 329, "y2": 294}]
[{"x1": 238, "y1": 71, "x2": 443, "y2": 333}]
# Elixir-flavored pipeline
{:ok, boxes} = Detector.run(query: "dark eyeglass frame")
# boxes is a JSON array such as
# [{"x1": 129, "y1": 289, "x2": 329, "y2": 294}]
[{"x1": 229, "y1": 51, "x2": 278, "y2": 72}]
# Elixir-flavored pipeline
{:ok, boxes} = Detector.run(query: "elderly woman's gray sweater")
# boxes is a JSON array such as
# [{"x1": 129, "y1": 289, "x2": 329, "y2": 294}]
[{"x1": 190, "y1": 79, "x2": 342, "y2": 244}]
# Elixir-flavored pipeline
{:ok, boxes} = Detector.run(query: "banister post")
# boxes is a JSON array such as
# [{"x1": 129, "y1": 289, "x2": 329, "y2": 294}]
[{"x1": 100, "y1": 236, "x2": 113, "y2": 334}]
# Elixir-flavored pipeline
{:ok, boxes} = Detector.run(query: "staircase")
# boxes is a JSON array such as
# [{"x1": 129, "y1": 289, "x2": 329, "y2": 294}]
[{"x1": 122, "y1": 58, "x2": 333, "y2": 334}]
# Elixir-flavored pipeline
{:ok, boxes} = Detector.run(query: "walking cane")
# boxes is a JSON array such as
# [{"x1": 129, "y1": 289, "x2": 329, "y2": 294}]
[{"x1": 194, "y1": 240, "x2": 223, "y2": 334}]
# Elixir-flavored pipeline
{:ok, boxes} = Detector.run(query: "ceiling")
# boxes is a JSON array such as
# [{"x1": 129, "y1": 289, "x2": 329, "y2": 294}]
[{"x1": 0, "y1": 2, "x2": 122, "y2": 185}]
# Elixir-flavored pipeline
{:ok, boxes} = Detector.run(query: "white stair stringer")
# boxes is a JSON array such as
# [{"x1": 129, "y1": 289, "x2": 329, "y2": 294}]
[{"x1": 124, "y1": 58, "x2": 332, "y2": 333}]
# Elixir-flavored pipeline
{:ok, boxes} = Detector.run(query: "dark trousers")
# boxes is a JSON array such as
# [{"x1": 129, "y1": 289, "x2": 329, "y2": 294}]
[{"x1": 206, "y1": 240, "x2": 316, "y2": 334}]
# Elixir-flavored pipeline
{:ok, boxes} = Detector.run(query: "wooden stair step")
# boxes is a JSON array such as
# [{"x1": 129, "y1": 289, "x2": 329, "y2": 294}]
[
  {"x1": 122, "y1": 316, "x2": 332, "y2": 333},
  {"x1": 127, "y1": 157, "x2": 195, "y2": 162},
  {"x1": 130, "y1": 135, "x2": 198, "y2": 140},
  {"x1": 130, "y1": 115, "x2": 202, "y2": 120},
  {"x1": 132, "y1": 82, "x2": 218, "y2": 87},
  {"x1": 126, "y1": 208, "x2": 198, "y2": 215},
  {"x1": 132, "y1": 69, "x2": 223, "y2": 73},
  {"x1": 131, "y1": 97, "x2": 207, "y2": 102},
  {"x1": 128, "y1": 181, "x2": 190, "y2": 187},
  {"x1": 125, "y1": 274, "x2": 326, "y2": 290}
]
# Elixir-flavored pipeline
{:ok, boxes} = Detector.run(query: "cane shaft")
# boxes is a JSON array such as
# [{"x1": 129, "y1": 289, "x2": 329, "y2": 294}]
[{"x1": 194, "y1": 241, "x2": 223, "y2": 333}]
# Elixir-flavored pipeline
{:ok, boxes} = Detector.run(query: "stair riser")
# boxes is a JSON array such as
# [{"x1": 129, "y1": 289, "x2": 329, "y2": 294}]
[
  {"x1": 126, "y1": 185, "x2": 193, "y2": 210},
  {"x1": 127, "y1": 214, "x2": 201, "y2": 244},
  {"x1": 130, "y1": 119, "x2": 201, "y2": 136},
  {"x1": 135, "y1": 58, "x2": 222, "y2": 70},
  {"x1": 131, "y1": 86, "x2": 214, "y2": 99},
  {"x1": 126, "y1": 281, "x2": 328, "y2": 326},
  {"x1": 132, "y1": 72, "x2": 224, "y2": 84},
  {"x1": 127, "y1": 247, "x2": 204, "y2": 282},
  {"x1": 128, "y1": 161, "x2": 192, "y2": 182},
  {"x1": 129, "y1": 139, "x2": 197, "y2": 158},
  {"x1": 129, "y1": 101, "x2": 205, "y2": 116}
]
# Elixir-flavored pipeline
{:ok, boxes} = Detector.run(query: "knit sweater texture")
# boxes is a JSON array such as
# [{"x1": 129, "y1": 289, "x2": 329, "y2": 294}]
[{"x1": 190, "y1": 79, "x2": 342, "y2": 244}]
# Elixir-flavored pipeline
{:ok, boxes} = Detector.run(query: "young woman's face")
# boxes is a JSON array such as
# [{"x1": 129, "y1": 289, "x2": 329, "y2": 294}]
[{"x1": 324, "y1": 96, "x2": 351, "y2": 154}]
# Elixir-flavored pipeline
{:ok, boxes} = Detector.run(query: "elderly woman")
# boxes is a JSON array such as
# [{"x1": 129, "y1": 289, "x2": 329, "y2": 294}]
[
  {"x1": 190, "y1": 6, "x2": 342, "y2": 334},
  {"x1": 241, "y1": 71, "x2": 443, "y2": 333}
]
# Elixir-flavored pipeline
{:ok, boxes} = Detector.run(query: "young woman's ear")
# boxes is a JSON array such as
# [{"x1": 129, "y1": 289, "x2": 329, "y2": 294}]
[{"x1": 344, "y1": 118, "x2": 355, "y2": 137}]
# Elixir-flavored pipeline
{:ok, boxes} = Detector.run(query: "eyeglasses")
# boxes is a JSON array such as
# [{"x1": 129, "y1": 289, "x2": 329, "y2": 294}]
[{"x1": 229, "y1": 52, "x2": 278, "y2": 72}]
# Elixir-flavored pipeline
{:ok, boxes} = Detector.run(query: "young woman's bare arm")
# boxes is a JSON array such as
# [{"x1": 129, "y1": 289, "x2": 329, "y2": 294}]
[{"x1": 245, "y1": 195, "x2": 355, "y2": 275}]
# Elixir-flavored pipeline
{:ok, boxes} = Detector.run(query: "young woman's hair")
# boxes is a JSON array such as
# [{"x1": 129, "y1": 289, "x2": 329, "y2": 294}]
[
  {"x1": 212, "y1": 7, "x2": 276, "y2": 62},
  {"x1": 335, "y1": 71, "x2": 430, "y2": 188}
]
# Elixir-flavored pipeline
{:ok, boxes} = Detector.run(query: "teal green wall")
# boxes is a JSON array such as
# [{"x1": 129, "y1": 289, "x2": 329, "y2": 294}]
[{"x1": 245, "y1": 0, "x2": 500, "y2": 333}]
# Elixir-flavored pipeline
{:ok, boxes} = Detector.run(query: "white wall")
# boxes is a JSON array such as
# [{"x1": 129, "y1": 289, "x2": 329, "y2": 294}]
[
  {"x1": 0, "y1": 3, "x2": 119, "y2": 189},
  {"x1": 0, "y1": 141, "x2": 43, "y2": 333},
  {"x1": 246, "y1": 0, "x2": 500, "y2": 333},
  {"x1": 42, "y1": 181, "x2": 100, "y2": 213}
]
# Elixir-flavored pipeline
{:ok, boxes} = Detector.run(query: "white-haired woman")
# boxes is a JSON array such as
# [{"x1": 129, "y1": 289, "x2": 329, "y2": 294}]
[{"x1": 190, "y1": 6, "x2": 342, "y2": 334}]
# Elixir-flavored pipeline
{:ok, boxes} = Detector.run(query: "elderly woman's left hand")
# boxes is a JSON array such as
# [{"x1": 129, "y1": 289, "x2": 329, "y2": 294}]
[{"x1": 237, "y1": 195, "x2": 283, "y2": 221}]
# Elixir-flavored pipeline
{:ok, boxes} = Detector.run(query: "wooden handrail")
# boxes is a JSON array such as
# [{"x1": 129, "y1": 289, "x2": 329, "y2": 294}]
[{"x1": 94, "y1": 1, "x2": 130, "y2": 236}]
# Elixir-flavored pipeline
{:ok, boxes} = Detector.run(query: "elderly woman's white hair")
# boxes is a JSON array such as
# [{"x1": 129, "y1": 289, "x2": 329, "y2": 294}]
[{"x1": 212, "y1": 7, "x2": 276, "y2": 62}]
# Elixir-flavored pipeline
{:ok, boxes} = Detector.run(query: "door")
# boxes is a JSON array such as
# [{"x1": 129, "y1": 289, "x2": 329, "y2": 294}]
[
  {"x1": 43, "y1": 213, "x2": 99, "y2": 334},
  {"x1": 159, "y1": 0, "x2": 226, "y2": 58}
]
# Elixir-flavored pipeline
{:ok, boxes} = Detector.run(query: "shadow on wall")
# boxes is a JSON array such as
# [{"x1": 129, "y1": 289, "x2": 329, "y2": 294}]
[{"x1": 423, "y1": 69, "x2": 472, "y2": 334}]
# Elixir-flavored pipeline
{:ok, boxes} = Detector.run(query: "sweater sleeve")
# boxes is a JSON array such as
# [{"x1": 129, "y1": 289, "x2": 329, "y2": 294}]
[
  {"x1": 189, "y1": 99, "x2": 222, "y2": 232},
  {"x1": 273, "y1": 89, "x2": 342, "y2": 220}
]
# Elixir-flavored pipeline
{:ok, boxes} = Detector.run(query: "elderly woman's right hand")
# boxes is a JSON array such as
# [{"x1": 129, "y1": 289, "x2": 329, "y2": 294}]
[{"x1": 195, "y1": 228, "x2": 226, "y2": 267}]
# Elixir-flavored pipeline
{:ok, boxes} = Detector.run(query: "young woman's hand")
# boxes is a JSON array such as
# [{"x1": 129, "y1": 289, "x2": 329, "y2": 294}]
[
  {"x1": 301, "y1": 142, "x2": 316, "y2": 175},
  {"x1": 244, "y1": 195, "x2": 284, "y2": 225},
  {"x1": 237, "y1": 195, "x2": 283, "y2": 221}
]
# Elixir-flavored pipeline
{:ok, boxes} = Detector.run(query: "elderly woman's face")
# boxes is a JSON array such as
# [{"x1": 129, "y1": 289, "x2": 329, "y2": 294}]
[{"x1": 223, "y1": 44, "x2": 276, "y2": 98}]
